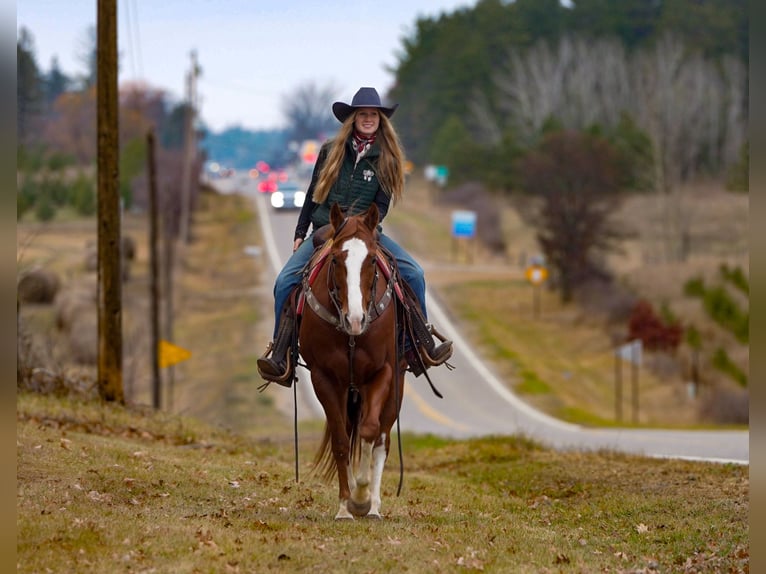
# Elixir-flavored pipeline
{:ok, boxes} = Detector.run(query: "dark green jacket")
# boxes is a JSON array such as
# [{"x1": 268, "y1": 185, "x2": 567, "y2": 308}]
[{"x1": 294, "y1": 137, "x2": 391, "y2": 241}]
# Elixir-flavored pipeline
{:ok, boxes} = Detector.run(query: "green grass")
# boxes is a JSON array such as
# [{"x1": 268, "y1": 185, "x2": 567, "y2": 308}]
[{"x1": 17, "y1": 392, "x2": 749, "y2": 573}]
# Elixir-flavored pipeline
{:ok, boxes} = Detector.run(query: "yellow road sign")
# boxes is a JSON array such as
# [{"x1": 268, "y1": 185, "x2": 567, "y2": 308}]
[
  {"x1": 525, "y1": 265, "x2": 548, "y2": 285},
  {"x1": 159, "y1": 340, "x2": 191, "y2": 368}
]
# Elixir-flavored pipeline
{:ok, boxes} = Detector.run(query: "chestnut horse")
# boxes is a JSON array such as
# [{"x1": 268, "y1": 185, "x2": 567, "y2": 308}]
[{"x1": 298, "y1": 203, "x2": 405, "y2": 520}]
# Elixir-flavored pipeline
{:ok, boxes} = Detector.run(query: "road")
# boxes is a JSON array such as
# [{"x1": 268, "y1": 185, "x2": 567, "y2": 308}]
[{"x1": 216, "y1": 175, "x2": 748, "y2": 466}]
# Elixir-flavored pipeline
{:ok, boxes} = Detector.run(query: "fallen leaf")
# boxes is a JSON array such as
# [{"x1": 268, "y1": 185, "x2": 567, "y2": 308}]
[{"x1": 636, "y1": 523, "x2": 649, "y2": 534}]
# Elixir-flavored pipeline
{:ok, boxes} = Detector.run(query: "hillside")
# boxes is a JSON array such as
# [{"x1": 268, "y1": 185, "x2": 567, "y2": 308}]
[{"x1": 16, "y1": 391, "x2": 748, "y2": 573}]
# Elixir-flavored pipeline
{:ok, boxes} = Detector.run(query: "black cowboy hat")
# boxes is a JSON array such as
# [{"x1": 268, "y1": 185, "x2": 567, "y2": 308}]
[{"x1": 332, "y1": 87, "x2": 399, "y2": 123}]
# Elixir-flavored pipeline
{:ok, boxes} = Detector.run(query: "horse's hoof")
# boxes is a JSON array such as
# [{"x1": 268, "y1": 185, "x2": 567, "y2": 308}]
[
  {"x1": 347, "y1": 498, "x2": 372, "y2": 518},
  {"x1": 365, "y1": 512, "x2": 383, "y2": 520}
]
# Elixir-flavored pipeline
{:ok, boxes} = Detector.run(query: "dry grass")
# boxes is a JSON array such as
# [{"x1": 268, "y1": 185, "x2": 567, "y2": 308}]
[
  {"x1": 17, "y1": 391, "x2": 748, "y2": 573},
  {"x1": 16, "y1": 189, "x2": 286, "y2": 435}
]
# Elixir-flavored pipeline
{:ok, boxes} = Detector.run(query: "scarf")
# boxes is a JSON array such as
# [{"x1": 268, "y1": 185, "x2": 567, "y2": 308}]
[{"x1": 352, "y1": 130, "x2": 376, "y2": 157}]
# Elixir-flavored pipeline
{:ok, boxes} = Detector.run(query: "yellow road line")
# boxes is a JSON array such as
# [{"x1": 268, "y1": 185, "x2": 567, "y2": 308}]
[{"x1": 404, "y1": 382, "x2": 471, "y2": 432}]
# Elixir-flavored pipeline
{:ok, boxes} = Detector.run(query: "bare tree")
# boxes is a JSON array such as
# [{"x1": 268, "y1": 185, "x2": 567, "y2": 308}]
[
  {"x1": 521, "y1": 130, "x2": 625, "y2": 303},
  {"x1": 483, "y1": 33, "x2": 747, "y2": 263},
  {"x1": 281, "y1": 80, "x2": 340, "y2": 143}
]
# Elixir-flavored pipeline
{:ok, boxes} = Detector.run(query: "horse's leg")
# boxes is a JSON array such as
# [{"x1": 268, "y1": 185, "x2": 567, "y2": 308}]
[
  {"x1": 368, "y1": 434, "x2": 388, "y2": 518},
  {"x1": 347, "y1": 438, "x2": 373, "y2": 517},
  {"x1": 349, "y1": 364, "x2": 393, "y2": 517},
  {"x1": 369, "y1": 369, "x2": 404, "y2": 518},
  {"x1": 311, "y1": 370, "x2": 354, "y2": 520}
]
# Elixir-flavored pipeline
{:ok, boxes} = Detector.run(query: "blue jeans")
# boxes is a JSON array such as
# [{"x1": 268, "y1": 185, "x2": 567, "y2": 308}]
[{"x1": 271, "y1": 231, "x2": 427, "y2": 337}]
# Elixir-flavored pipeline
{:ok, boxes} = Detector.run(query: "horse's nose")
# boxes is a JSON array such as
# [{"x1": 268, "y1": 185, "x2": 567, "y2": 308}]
[{"x1": 345, "y1": 313, "x2": 368, "y2": 336}]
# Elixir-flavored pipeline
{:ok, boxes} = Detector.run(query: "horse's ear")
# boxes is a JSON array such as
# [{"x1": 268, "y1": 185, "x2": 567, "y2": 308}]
[
  {"x1": 364, "y1": 203, "x2": 379, "y2": 231},
  {"x1": 330, "y1": 203, "x2": 344, "y2": 230}
]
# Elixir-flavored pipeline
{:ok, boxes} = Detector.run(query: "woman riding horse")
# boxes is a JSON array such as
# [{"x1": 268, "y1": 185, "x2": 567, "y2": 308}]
[{"x1": 257, "y1": 87, "x2": 453, "y2": 385}]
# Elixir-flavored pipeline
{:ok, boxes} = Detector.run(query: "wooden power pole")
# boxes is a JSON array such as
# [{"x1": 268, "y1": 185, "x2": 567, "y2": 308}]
[
  {"x1": 97, "y1": 0, "x2": 123, "y2": 402},
  {"x1": 147, "y1": 130, "x2": 161, "y2": 409},
  {"x1": 179, "y1": 50, "x2": 200, "y2": 246}
]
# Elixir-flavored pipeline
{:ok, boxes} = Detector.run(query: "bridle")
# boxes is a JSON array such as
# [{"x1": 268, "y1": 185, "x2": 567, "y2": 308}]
[{"x1": 302, "y1": 230, "x2": 395, "y2": 335}]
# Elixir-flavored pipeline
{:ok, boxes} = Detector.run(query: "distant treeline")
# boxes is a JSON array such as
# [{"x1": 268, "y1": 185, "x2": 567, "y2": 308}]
[{"x1": 389, "y1": 0, "x2": 748, "y2": 192}]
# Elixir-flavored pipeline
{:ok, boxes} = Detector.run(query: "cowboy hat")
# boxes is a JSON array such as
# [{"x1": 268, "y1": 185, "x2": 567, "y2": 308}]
[{"x1": 332, "y1": 87, "x2": 399, "y2": 123}]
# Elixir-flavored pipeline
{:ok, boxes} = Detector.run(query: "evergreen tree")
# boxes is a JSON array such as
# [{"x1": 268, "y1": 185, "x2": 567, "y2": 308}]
[
  {"x1": 44, "y1": 57, "x2": 71, "y2": 110},
  {"x1": 17, "y1": 27, "x2": 43, "y2": 145}
]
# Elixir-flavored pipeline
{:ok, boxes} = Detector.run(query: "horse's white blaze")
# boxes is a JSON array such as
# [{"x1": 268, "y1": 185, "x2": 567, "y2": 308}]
[
  {"x1": 369, "y1": 435, "x2": 387, "y2": 517},
  {"x1": 342, "y1": 237, "x2": 367, "y2": 334}
]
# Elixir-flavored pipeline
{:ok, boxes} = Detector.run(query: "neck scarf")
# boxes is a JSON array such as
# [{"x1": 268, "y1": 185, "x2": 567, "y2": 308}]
[{"x1": 353, "y1": 131, "x2": 376, "y2": 155}]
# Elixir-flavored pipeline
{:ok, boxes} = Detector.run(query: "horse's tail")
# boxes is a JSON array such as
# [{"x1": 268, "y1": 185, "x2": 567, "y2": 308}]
[
  {"x1": 312, "y1": 389, "x2": 363, "y2": 483},
  {"x1": 313, "y1": 425, "x2": 336, "y2": 483}
]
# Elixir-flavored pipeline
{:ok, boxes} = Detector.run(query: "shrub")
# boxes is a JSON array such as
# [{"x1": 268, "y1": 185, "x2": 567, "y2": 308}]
[
  {"x1": 719, "y1": 263, "x2": 749, "y2": 295},
  {"x1": 17, "y1": 178, "x2": 36, "y2": 220},
  {"x1": 70, "y1": 173, "x2": 96, "y2": 216},
  {"x1": 703, "y1": 286, "x2": 748, "y2": 344},
  {"x1": 699, "y1": 387, "x2": 748, "y2": 425},
  {"x1": 34, "y1": 191, "x2": 56, "y2": 222},
  {"x1": 684, "y1": 277, "x2": 706, "y2": 297},
  {"x1": 627, "y1": 299, "x2": 683, "y2": 352},
  {"x1": 17, "y1": 268, "x2": 61, "y2": 304},
  {"x1": 711, "y1": 348, "x2": 747, "y2": 387},
  {"x1": 684, "y1": 275, "x2": 749, "y2": 344}
]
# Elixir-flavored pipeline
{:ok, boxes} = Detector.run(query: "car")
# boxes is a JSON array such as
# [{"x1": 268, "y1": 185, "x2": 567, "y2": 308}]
[
  {"x1": 270, "y1": 183, "x2": 306, "y2": 210},
  {"x1": 258, "y1": 179, "x2": 278, "y2": 193}
]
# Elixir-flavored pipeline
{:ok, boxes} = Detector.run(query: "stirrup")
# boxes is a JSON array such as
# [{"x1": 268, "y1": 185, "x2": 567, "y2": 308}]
[
  {"x1": 256, "y1": 342, "x2": 294, "y2": 386},
  {"x1": 419, "y1": 324, "x2": 453, "y2": 367}
]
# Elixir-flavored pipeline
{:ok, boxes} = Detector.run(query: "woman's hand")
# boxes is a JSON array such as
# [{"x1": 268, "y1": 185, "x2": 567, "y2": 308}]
[{"x1": 293, "y1": 238, "x2": 303, "y2": 252}]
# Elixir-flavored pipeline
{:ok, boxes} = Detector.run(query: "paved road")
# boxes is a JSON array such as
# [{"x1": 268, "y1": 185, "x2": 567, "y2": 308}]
[{"x1": 222, "y1": 177, "x2": 748, "y2": 466}]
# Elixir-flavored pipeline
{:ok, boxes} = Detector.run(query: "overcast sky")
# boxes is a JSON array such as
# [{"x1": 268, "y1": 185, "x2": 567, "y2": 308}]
[{"x1": 17, "y1": 0, "x2": 475, "y2": 132}]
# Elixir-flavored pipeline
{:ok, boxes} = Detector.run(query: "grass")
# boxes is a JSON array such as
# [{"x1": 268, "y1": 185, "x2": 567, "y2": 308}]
[{"x1": 17, "y1": 391, "x2": 748, "y2": 573}]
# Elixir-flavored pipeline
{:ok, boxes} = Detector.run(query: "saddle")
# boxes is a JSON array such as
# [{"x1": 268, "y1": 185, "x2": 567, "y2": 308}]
[{"x1": 289, "y1": 230, "x2": 445, "y2": 398}]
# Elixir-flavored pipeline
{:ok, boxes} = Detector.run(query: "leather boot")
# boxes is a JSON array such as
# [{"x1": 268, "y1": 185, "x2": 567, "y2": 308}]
[
  {"x1": 406, "y1": 310, "x2": 453, "y2": 376},
  {"x1": 418, "y1": 322, "x2": 453, "y2": 367},
  {"x1": 257, "y1": 307, "x2": 296, "y2": 387}
]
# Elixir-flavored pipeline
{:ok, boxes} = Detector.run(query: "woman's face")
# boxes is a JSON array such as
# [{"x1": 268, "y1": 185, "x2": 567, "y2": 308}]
[{"x1": 354, "y1": 108, "x2": 380, "y2": 136}]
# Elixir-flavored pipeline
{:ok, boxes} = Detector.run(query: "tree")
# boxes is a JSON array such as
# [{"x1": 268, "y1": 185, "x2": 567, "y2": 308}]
[
  {"x1": 44, "y1": 57, "x2": 71, "y2": 110},
  {"x1": 44, "y1": 87, "x2": 97, "y2": 164},
  {"x1": 281, "y1": 80, "x2": 340, "y2": 143},
  {"x1": 17, "y1": 27, "x2": 43, "y2": 145},
  {"x1": 76, "y1": 25, "x2": 98, "y2": 89},
  {"x1": 520, "y1": 130, "x2": 624, "y2": 302}
]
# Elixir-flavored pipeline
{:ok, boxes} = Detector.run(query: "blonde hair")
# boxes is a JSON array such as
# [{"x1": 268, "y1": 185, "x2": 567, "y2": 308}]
[{"x1": 313, "y1": 111, "x2": 405, "y2": 205}]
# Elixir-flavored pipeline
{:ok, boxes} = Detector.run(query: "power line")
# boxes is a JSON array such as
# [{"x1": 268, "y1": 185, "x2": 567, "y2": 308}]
[{"x1": 130, "y1": 0, "x2": 144, "y2": 78}]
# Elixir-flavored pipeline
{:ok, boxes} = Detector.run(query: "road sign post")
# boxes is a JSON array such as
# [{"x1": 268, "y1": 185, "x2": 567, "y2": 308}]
[
  {"x1": 525, "y1": 264, "x2": 548, "y2": 318},
  {"x1": 451, "y1": 210, "x2": 477, "y2": 263},
  {"x1": 615, "y1": 340, "x2": 642, "y2": 423}
]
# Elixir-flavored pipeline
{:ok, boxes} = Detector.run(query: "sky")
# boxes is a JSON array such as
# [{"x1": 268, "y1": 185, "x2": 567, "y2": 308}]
[{"x1": 17, "y1": 0, "x2": 474, "y2": 133}]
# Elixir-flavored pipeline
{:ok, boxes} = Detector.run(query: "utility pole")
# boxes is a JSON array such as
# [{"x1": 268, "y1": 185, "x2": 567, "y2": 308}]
[
  {"x1": 96, "y1": 0, "x2": 123, "y2": 403},
  {"x1": 147, "y1": 130, "x2": 161, "y2": 409},
  {"x1": 179, "y1": 50, "x2": 200, "y2": 246}
]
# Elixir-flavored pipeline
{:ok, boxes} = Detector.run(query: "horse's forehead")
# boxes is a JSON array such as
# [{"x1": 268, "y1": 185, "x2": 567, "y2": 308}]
[{"x1": 340, "y1": 237, "x2": 368, "y2": 257}]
